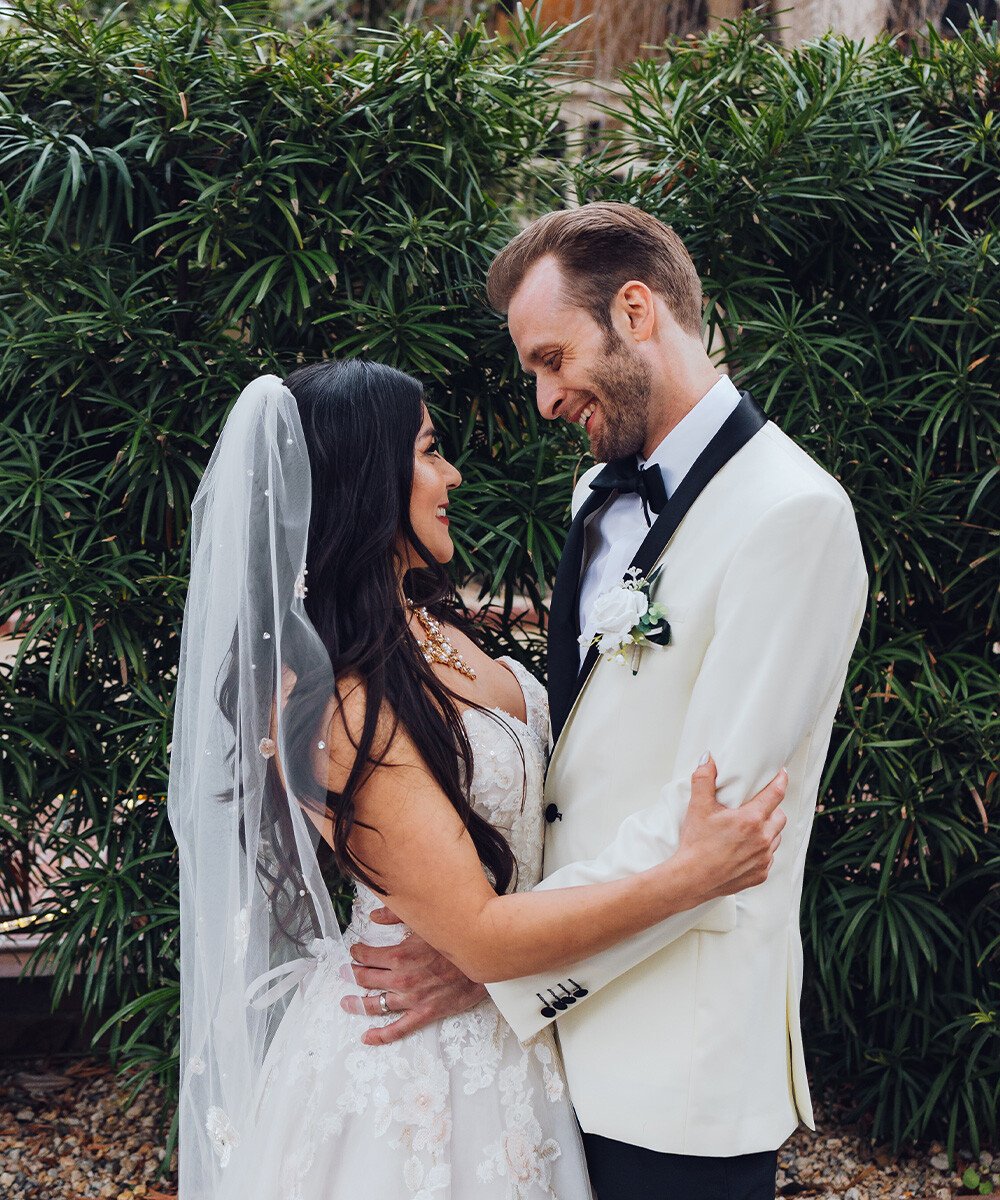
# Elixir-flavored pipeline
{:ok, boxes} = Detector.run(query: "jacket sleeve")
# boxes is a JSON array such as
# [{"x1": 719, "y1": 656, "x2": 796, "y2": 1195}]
[{"x1": 486, "y1": 488, "x2": 868, "y2": 1041}]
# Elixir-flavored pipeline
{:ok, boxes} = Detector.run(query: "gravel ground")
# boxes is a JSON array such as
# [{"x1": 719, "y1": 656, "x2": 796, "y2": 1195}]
[
  {"x1": 0, "y1": 1059, "x2": 177, "y2": 1199},
  {"x1": 0, "y1": 1057, "x2": 996, "y2": 1199},
  {"x1": 779, "y1": 1098, "x2": 998, "y2": 1199}
]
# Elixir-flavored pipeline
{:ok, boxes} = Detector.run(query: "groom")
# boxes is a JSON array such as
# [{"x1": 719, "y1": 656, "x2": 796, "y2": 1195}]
[{"x1": 346, "y1": 203, "x2": 868, "y2": 1198}]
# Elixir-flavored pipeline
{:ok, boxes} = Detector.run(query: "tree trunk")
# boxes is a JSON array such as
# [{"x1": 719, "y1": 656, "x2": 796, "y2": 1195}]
[
  {"x1": 707, "y1": 0, "x2": 746, "y2": 30},
  {"x1": 774, "y1": 0, "x2": 892, "y2": 44}
]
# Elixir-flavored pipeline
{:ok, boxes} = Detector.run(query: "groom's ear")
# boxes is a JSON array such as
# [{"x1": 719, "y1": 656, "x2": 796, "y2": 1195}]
[{"x1": 616, "y1": 280, "x2": 656, "y2": 343}]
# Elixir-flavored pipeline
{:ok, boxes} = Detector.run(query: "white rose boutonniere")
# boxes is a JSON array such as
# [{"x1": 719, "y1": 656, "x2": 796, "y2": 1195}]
[{"x1": 580, "y1": 566, "x2": 671, "y2": 674}]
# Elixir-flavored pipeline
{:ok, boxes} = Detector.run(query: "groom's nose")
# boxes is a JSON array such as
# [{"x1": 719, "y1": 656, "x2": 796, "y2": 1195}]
[{"x1": 535, "y1": 377, "x2": 565, "y2": 422}]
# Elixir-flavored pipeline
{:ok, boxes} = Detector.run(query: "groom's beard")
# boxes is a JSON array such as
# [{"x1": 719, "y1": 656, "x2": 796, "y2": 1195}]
[{"x1": 587, "y1": 331, "x2": 652, "y2": 462}]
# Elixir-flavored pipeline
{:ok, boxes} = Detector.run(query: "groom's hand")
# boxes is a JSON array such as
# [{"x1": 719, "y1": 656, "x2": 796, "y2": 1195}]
[{"x1": 341, "y1": 908, "x2": 487, "y2": 1046}]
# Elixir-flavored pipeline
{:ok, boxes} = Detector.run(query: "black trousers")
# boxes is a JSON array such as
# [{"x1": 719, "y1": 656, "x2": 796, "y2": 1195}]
[{"x1": 583, "y1": 1132, "x2": 778, "y2": 1200}]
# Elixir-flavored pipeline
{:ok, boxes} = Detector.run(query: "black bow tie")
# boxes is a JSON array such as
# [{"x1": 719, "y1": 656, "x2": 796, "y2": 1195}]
[{"x1": 589, "y1": 456, "x2": 668, "y2": 526}]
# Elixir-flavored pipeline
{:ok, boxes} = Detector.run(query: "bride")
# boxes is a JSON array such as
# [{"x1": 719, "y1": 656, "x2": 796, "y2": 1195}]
[{"x1": 167, "y1": 361, "x2": 786, "y2": 1199}]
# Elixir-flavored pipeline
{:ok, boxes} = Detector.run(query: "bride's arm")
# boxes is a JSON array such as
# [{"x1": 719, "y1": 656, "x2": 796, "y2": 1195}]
[{"x1": 323, "y1": 689, "x2": 785, "y2": 985}]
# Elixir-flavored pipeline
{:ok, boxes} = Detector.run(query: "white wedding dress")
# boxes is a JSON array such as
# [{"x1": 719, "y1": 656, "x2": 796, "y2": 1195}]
[{"x1": 219, "y1": 658, "x2": 594, "y2": 1200}]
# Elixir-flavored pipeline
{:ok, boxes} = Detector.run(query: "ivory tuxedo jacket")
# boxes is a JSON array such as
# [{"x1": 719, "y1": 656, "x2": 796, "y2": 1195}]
[{"x1": 487, "y1": 394, "x2": 868, "y2": 1157}]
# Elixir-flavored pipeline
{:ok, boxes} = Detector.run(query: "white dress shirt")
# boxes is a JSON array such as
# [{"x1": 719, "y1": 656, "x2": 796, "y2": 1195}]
[{"x1": 577, "y1": 374, "x2": 742, "y2": 665}]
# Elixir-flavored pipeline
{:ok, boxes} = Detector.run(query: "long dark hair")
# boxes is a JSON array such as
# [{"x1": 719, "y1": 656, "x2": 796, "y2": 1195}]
[{"x1": 275, "y1": 359, "x2": 516, "y2": 898}]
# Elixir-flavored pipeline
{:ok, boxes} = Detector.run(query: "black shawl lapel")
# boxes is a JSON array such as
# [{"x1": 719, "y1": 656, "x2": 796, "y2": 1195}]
[
  {"x1": 545, "y1": 486, "x2": 608, "y2": 742},
  {"x1": 550, "y1": 389, "x2": 768, "y2": 745}
]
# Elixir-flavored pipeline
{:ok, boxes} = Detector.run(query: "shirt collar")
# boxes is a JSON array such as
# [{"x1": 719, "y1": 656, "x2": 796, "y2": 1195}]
[{"x1": 641, "y1": 374, "x2": 742, "y2": 498}]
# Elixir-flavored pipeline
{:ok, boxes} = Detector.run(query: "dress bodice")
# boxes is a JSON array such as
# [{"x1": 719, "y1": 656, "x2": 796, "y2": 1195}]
[
  {"x1": 458, "y1": 656, "x2": 549, "y2": 891},
  {"x1": 227, "y1": 659, "x2": 593, "y2": 1200},
  {"x1": 350, "y1": 657, "x2": 549, "y2": 941}
]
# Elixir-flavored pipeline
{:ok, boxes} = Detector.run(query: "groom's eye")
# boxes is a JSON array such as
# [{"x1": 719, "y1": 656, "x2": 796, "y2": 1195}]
[{"x1": 544, "y1": 354, "x2": 562, "y2": 372}]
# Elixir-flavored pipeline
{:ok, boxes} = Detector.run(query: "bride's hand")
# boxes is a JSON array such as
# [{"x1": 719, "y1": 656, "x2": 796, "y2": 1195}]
[{"x1": 673, "y1": 754, "x2": 788, "y2": 902}]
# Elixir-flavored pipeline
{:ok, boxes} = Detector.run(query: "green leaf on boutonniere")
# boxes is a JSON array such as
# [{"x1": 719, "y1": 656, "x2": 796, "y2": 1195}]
[{"x1": 638, "y1": 601, "x2": 672, "y2": 647}]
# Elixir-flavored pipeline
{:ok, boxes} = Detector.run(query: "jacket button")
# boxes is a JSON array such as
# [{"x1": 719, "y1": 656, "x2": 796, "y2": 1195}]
[{"x1": 544, "y1": 803, "x2": 562, "y2": 824}]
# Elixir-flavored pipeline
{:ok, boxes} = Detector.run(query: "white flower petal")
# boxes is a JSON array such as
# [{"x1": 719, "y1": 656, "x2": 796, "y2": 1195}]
[
  {"x1": 205, "y1": 1106, "x2": 239, "y2": 1169},
  {"x1": 592, "y1": 583, "x2": 649, "y2": 640}
]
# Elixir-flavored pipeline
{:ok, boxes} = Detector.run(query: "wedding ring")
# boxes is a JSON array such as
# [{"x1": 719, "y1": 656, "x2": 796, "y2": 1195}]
[{"x1": 378, "y1": 991, "x2": 391, "y2": 1016}]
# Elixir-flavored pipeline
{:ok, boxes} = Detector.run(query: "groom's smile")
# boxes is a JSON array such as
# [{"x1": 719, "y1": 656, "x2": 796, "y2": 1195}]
[
  {"x1": 506, "y1": 255, "x2": 653, "y2": 462},
  {"x1": 576, "y1": 400, "x2": 597, "y2": 431}
]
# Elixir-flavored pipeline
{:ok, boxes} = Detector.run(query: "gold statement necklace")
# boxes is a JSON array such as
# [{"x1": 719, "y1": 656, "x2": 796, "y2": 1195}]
[{"x1": 407, "y1": 601, "x2": 477, "y2": 681}]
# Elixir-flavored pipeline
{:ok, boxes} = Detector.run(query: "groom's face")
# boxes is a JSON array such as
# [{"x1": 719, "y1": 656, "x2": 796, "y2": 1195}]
[{"x1": 507, "y1": 256, "x2": 651, "y2": 462}]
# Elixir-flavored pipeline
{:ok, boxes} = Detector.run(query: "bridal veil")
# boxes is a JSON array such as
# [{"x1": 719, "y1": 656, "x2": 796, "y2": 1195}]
[{"x1": 167, "y1": 376, "x2": 358, "y2": 1198}]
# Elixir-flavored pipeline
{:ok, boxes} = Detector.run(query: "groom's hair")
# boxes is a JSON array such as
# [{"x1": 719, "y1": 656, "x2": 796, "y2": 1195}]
[{"x1": 486, "y1": 202, "x2": 703, "y2": 336}]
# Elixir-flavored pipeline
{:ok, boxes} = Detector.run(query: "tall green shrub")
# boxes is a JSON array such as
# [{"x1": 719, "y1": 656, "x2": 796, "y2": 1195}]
[
  {"x1": 0, "y1": 0, "x2": 574, "y2": 1117},
  {"x1": 577, "y1": 15, "x2": 1000, "y2": 1152}
]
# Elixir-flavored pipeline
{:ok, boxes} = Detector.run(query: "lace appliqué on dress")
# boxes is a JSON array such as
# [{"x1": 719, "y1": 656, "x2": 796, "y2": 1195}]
[
  {"x1": 235, "y1": 658, "x2": 586, "y2": 1200},
  {"x1": 477, "y1": 1055, "x2": 563, "y2": 1198}
]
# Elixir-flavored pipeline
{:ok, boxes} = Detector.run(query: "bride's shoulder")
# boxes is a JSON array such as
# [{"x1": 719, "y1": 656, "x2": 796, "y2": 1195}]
[{"x1": 319, "y1": 673, "x2": 420, "y2": 794}]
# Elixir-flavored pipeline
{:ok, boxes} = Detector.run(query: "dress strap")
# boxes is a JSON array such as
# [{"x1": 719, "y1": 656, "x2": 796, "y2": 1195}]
[
  {"x1": 245, "y1": 958, "x2": 317, "y2": 1010},
  {"x1": 499, "y1": 656, "x2": 547, "y2": 747},
  {"x1": 244, "y1": 937, "x2": 345, "y2": 1010}
]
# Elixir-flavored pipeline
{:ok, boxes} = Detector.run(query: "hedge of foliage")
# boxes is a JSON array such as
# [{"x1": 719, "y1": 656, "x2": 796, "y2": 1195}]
[
  {"x1": 578, "y1": 14, "x2": 1000, "y2": 1153},
  {"x1": 0, "y1": 0, "x2": 997, "y2": 1157}
]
